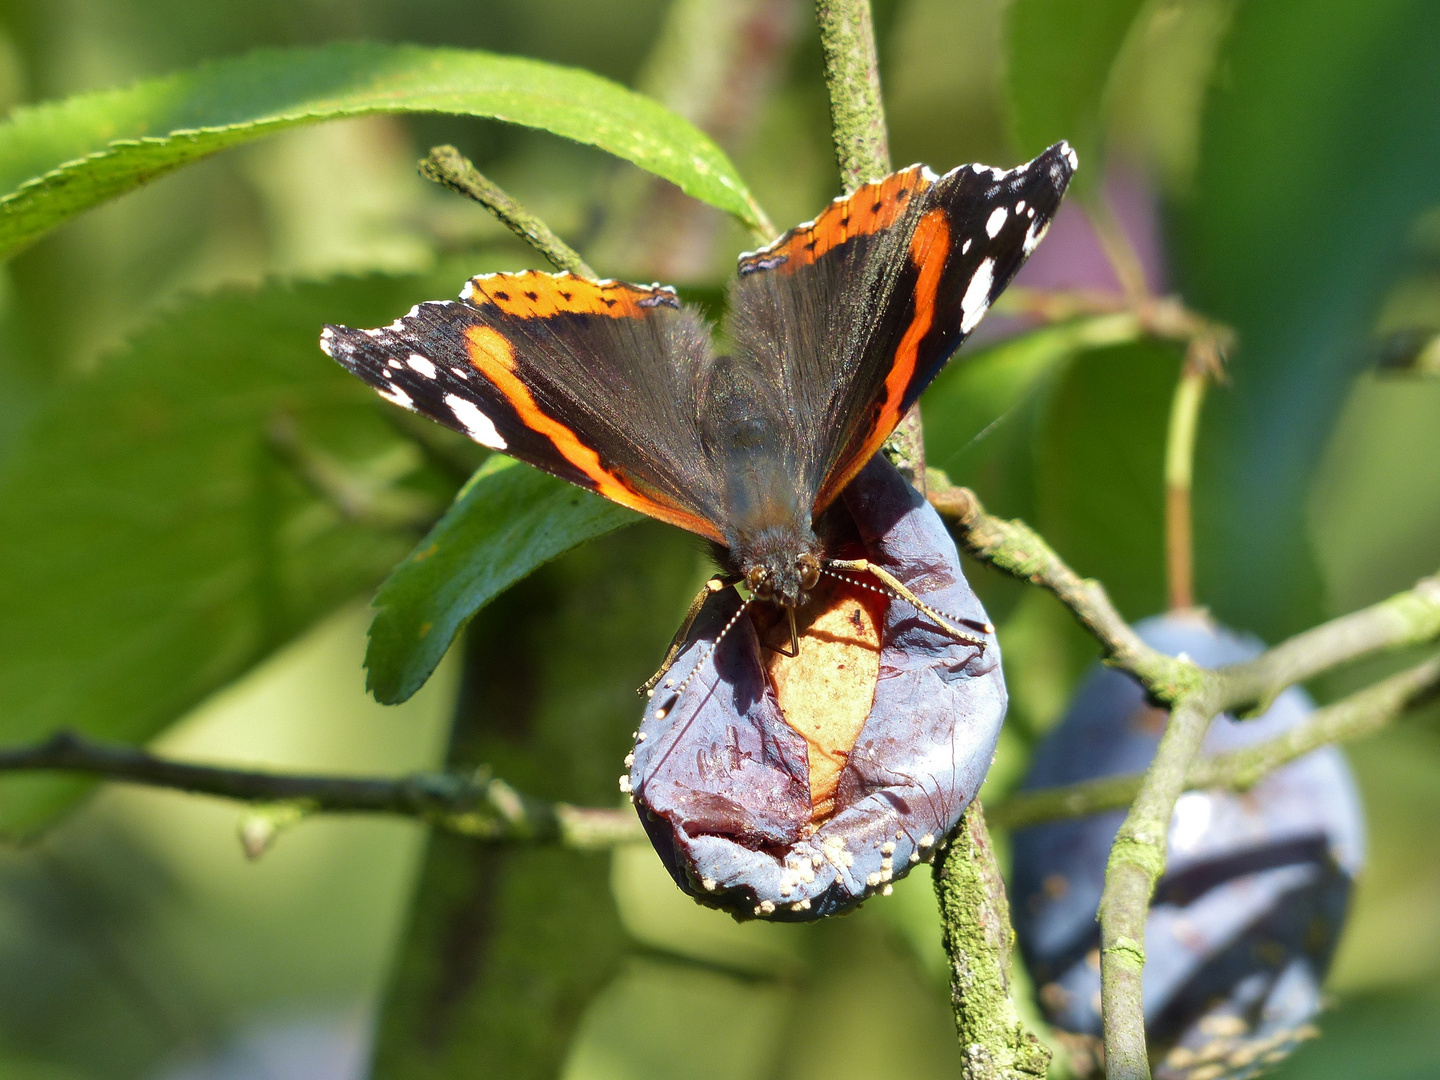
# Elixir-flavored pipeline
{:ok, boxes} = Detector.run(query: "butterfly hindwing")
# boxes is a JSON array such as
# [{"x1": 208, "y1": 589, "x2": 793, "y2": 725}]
[
  {"x1": 727, "y1": 141, "x2": 1077, "y2": 513},
  {"x1": 321, "y1": 272, "x2": 727, "y2": 541}
]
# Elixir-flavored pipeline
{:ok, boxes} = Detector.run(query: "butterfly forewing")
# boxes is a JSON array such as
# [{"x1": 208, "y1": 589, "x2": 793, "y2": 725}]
[
  {"x1": 726, "y1": 141, "x2": 1077, "y2": 514},
  {"x1": 320, "y1": 271, "x2": 727, "y2": 541},
  {"x1": 320, "y1": 143, "x2": 1075, "y2": 554}
]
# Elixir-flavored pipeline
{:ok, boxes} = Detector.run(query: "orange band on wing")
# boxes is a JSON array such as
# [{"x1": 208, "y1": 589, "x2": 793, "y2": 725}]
[
  {"x1": 739, "y1": 167, "x2": 933, "y2": 275},
  {"x1": 465, "y1": 271, "x2": 675, "y2": 320},
  {"x1": 816, "y1": 209, "x2": 952, "y2": 510},
  {"x1": 463, "y1": 325, "x2": 724, "y2": 542}
]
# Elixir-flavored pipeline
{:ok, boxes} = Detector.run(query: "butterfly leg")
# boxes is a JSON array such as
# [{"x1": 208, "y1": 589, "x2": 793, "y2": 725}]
[
  {"x1": 824, "y1": 558, "x2": 992, "y2": 650},
  {"x1": 639, "y1": 575, "x2": 741, "y2": 696},
  {"x1": 762, "y1": 606, "x2": 800, "y2": 659}
]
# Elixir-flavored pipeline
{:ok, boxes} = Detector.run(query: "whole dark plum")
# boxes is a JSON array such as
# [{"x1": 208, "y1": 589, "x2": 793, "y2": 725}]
[{"x1": 1011, "y1": 612, "x2": 1365, "y2": 1080}]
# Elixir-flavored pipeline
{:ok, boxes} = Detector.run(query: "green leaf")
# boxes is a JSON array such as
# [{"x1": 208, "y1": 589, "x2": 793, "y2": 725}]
[
  {"x1": 371, "y1": 526, "x2": 704, "y2": 1080},
  {"x1": 1005, "y1": 0, "x2": 1148, "y2": 181},
  {"x1": 1033, "y1": 339, "x2": 1181, "y2": 622},
  {"x1": 922, "y1": 313, "x2": 1143, "y2": 475},
  {"x1": 364, "y1": 457, "x2": 640, "y2": 705},
  {"x1": 0, "y1": 268, "x2": 469, "y2": 838},
  {"x1": 1175, "y1": 0, "x2": 1440, "y2": 640},
  {"x1": 0, "y1": 42, "x2": 768, "y2": 259}
]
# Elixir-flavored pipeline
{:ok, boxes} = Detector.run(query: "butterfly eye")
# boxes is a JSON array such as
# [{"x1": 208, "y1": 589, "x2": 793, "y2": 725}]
[
  {"x1": 797, "y1": 553, "x2": 820, "y2": 590},
  {"x1": 746, "y1": 565, "x2": 772, "y2": 597}
]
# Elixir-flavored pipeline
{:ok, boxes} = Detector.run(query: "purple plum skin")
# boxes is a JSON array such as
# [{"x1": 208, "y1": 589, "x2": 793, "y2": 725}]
[
  {"x1": 1011, "y1": 613, "x2": 1365, "y2": 1077},
  {"x1": 627, "y1": 456, "x2": 1007, "y2": 921}
]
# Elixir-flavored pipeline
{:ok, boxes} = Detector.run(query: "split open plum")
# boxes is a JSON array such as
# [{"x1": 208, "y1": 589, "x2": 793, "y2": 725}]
[
  {"x1": 1011, "y1": 612, "x2": 1365, "y2": 1079},
  {"x1": 626, "y1": 456, "x2": 1006, "y2": 920}
]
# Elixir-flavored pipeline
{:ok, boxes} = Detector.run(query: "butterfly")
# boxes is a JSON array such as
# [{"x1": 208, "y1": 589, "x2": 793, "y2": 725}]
[{"x1": 321, "y1": 141, "x2": 1075, "y2": 641}]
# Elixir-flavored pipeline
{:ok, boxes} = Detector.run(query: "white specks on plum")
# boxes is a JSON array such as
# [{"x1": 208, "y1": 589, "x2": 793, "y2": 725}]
[
  {"x1": 866, "y1": 871, "x2": 882, "y2": 888},
  {"x1": 444, "y1": 393, "x2": 507, "y2": 450},
  {"x1": 960, "y1": 258, "x2": 996, "y2": 333},
  {"x1": 406, "y1": 354, "x2": 437, "y2": 378},
  {"x1": 702, "y1": 877, "x2": 717, "y2": 892},
  {"x1": 881, "y1": 884, "x2": 893, "y2": 896},
  {"x1": 636, "y1": 732, "x2": 647, "y2": 742},
  {"x1": 880, "y1": 841, "x2": 895, "y2": 856},
  {"x1": 919, "y1": 833, "x2": 935, "y2": 848},
  {"x1": 756, "y1": 900, "x2": 775, "y2": 916},
  {"x1": 618, "y1": 775, "x2": 632, "y2": 794},
  {"x1": 623, "y1": 752, "x2": 635, "y2": 768},
  {"x1": 986, "y1": 206, "x2": 1008, "y2": 237}
]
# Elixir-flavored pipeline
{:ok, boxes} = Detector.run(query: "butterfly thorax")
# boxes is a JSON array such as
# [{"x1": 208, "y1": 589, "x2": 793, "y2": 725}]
[{"x1": 698, "y1": 353, "x2": 822, "y2": 608}]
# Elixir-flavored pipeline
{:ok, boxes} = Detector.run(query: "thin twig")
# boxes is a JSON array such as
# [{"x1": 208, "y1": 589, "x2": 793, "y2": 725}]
[
  {"x1": 815, "y1": 0, "x2": 891, "y2": 191},
  {"x1": 419, "y1": 145, "x2": 597, "y2": 278},
  {"x1": 0, "y1": 730, "x2": 642, "y2": 849},
  {"x1": 1163, "y1": 360, "x2": 1208, "y2": 611},
  {"x1": 988, "y1": 654, "x2": 1440, "y2": 829},
  {"x1": 935, "y1": 803, "x2": 1053, "y2": 1080},
  {"x1": 931, "y1": 469, "x2": 1440, "y2": 1078},
  {"x1": 928, "y1": 474, "x2": 1203, "y2": 702},
  {"x1": 1100, "y1": 695, "x2": 1214, "y2": 1080}
]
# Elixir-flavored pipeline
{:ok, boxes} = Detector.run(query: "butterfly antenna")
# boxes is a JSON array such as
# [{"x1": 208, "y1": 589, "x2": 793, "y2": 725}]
[
  {"x1": 821, "y1": 559, "x2": 991, "y2": 650},
  {"x1": 652, "y1": 595, "x2": 753, "y2": 721}
]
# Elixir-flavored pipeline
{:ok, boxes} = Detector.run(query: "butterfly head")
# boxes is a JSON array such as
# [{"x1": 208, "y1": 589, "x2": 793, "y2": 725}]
[{"x1": 734, "y1": 528, "x2": 823, "y2": 610}]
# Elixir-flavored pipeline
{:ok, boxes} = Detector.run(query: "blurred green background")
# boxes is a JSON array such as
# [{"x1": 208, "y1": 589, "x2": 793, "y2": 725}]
[{"x1": 1, "y1": 0, "x2": 1439, "y2": 1077}]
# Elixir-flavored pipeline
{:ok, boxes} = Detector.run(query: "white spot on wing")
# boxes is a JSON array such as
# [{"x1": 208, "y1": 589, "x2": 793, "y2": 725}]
[
  {"x1": 985, "y1": 206, "x2": 1008, "y2": 238},
  {"x1": 962, "y1": 238, "x2": 973, "y2": 254},
  {"x1": 960, "y1": 258, "x2": 996, "y2": 333},
  {"x1": 445, "y1": 393, "x2": 507, "y2": 450},
  {"x1": 407, "y1": 354, "x2": 438, "y2": 378},
  {"x1": 1023, "y1": 218, "x2": 1051, "y2": 255},
  {"x1": 378, "y1": 383, "x2": 413, "y2": 410},
  {"x1": 1015, "y1": 200, "x2": 1026, "y2": 213}
]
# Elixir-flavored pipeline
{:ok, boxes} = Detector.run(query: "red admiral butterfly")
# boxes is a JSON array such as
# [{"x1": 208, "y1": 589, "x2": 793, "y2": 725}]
[{"x1": 321, "y1": 142, "x2": 1075, "y2": 630}]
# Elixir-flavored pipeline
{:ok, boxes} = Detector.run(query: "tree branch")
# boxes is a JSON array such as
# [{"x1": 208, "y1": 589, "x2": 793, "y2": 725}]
[
  {"x1": 929, "y1": 472, "x2": 1440, "y2": 1078},
  {"x1": 989, "y1": 654, "x2": 1440, "y2": 830},
  {"x1": 815, "y1": 0, "x2": 891, "y2": 191},
  {"x1": 0, "y1": 730, "x2": 642, "y2": 850},
  {"x1": 935, "y1": 803, "x2": 1052, "y2": 1080},
  {"x1": 419, "y1": 145, "x2": 597, "y2": 278},
  {"x1": 928, "y1": 474, "x2": 1202, "y2": 702}
]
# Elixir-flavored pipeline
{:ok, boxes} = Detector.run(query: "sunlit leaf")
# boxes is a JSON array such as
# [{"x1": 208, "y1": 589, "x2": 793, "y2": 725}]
[
  {"x1": 0, "y1": 42, "x2": 768, "y2": 258},
  {"x1": 0, "y1": 269, "x2": 467, "y2": 837},
  {"x1": 364, "y1": 457, "x2": 640, "y2": 706}
]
